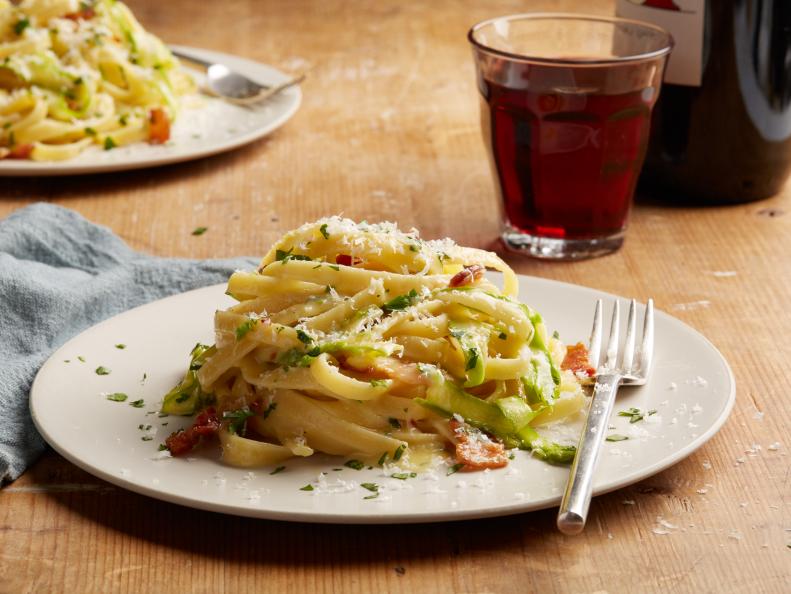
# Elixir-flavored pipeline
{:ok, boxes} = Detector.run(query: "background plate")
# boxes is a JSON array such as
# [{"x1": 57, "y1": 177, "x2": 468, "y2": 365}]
[
  {"x1": 30, "y1": 275, "x2": 735, "y2": 523},
  {"x1": 0, "y1": 46, "x2": 301, "y2": 176}
]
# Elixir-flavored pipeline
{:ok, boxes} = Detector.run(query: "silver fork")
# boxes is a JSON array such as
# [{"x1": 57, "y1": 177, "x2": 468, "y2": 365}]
[
  {"x1": 556, "y1": 298, "x2": 655, "y2": 535},
  {"x1": 171, "y1": 48, "x2": 305, "y2": 106}
]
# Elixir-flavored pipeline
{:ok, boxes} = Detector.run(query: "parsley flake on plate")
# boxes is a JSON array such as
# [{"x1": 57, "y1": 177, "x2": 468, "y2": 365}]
[
  {"x1": 606, "y1": 434, "x2": 629, "y2": 442},
  {"x1": 361, "y1": 483, "x2": 380, "y2": 499},
  {"x1": 344, "y1": 459, "x2": 364, "y2": 470},
  {"x1": 618, "y1": 407, "x2": 657, "y2": 424},
  {"x1": 446, "y1": 463, "x2": 464, "y2": 475}
]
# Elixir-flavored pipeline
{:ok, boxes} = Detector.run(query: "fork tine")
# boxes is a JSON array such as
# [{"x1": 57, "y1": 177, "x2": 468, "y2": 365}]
[
  {"x1": 621, "y1": 299, "x2": 637, "y2": 373},
  {"x1": 587, "y1": 299, "x2": 603, "y2": 369},
  {"x1": 638, "y1": 298, "x2": 655, "y2": 377},
  {"x1": 604, "y1": 299, "x2": 620, "y2": 370}
]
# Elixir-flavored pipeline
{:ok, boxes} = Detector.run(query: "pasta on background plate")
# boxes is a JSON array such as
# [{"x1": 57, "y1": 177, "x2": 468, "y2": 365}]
[
  {"x1": 0, "y1": 0, "x2": 194, "y2": 161},
  {"x1": 162, "y1": 218, "x2": 594, "y2": 472}
]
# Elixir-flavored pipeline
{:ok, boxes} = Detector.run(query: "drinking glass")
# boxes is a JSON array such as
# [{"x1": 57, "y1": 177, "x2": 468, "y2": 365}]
[{"x1": 469, "y1": 14, "x2": 673, "y2": 259}]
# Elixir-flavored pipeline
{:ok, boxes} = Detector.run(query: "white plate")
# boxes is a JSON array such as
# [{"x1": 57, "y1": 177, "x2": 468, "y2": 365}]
[
  {"x1": 0, "y1": 46, "x2": 301, "y2": 176},
  {"x1": 30, "y1": 276, "x2": 735, "y2": 524}
]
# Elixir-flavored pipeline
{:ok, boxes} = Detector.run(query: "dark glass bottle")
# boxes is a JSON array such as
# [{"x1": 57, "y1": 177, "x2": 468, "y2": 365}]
[{"x1": 639, "y1": 1, "x2": 791, "y2": 203}]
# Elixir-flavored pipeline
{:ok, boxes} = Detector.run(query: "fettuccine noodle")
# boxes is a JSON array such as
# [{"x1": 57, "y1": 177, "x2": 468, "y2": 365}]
[{"x1": 162, "y1": 218, "x2": 590, "y2": 471}]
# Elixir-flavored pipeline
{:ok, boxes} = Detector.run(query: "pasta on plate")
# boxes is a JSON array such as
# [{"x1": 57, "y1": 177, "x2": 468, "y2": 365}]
[
  {"x1": 162, "y1": 219, "x2": 594, "y2": 472},
  {"x1": 0, "y1": 0, "x2": 194, "y2": 161}
]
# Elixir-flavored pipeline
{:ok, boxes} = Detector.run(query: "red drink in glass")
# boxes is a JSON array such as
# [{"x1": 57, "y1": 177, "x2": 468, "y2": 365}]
[
  {"x1": 482, "y1": 83, "x2": 651, "y2": 240},
  {"x1": 469, "y1": 14, "x2": 672, "y2": 259}
]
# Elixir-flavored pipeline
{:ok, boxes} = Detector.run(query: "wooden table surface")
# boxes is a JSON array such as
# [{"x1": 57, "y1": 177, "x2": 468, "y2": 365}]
[{"x1": 1, "y1": 1, "x2": 789, "y2": 592}]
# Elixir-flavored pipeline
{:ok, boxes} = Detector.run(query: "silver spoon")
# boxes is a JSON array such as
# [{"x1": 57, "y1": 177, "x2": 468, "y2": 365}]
[{"x1": 171, "y1": 48, "x2": 305, "y2": 106}]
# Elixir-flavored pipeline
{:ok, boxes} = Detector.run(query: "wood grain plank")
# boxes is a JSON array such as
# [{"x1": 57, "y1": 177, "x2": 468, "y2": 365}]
[{"x1": 1, "y1": 1, "x2": 790, "y2": 593}]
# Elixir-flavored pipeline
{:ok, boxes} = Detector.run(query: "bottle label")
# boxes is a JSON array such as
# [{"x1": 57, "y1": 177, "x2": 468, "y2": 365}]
[{"x1": 615, "y1": 0, "x2": 705, "y2": 87}]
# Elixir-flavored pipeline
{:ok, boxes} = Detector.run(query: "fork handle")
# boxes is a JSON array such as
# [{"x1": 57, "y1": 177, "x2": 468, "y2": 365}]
[{"x1": 557, "y1": 373, "x2": 622, "y2": 535}]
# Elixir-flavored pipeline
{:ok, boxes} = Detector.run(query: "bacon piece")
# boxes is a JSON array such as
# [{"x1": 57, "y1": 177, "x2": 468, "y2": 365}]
[
  {"x1": 449, "y1": 418, "x2": 508, "y2": 470},
  {"x1": 148, "y1": 108, "x2": 171, "y2": 144},
  {"x1": 449, "y1": 264, "x2": 485, "y2": 288},
  {"x1": 335, "y1": 254, "x2": 363, "y2": 266},
  {"x1": 165, "y1": 407, "x2": 220, "y2": 456},
  {"x1": 368, "y1": 358, "x2": 431, "y2": 387},
  {"x1": 64, "y1": 8, "x2": 96, "y2": 20},
  {"x1": 561, "y1": 342, "x2": 596, "y2": 377},
  {"x1": 4, "y1": 144, "x2": 33, "y2": 160}
]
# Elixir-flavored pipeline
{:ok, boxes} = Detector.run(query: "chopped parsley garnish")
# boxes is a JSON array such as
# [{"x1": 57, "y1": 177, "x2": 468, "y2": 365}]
[
  {"x1": 235, "y1": 318, "x2": 257, "y2": 340},
  {"x1": 618, "y1": 407, "x2": 657, "y2": 424},
  {"x1": 103, "y1": 137, "x2": 117, "y2": 151},
  {"x1": 78, "y1": 356, "x2": 86, "y2": 362},
  {"x1": 383, "y1": 289, "x2": 419, "y2": 313},
  {"x1": 14, "y1": 18, "x2": 30, "y2": 35},
  {"x1": 319, "y1": 223, "x2": 330, "y2": 239},
  {"x1": 263, "y1": 402, "x2": 277, "y2": 419},
  {"x1": 223, "y1": 408, "x2": 255, "y2": 436},
  {"x1": 328, "y1": 264, "x2": 340, "y2": 271},
  {"x1": 118, "y1": 114, "x2": 128, "y2": 126},
  {"x1": 446, "y1": 463, "x2": 464, "y2": 475},
  {"x1": 299, "y1": 484, "x2": 314, "y2": 491},
  {"x1": 393, "y1": 444, "x2": 406, "y2": 461},
  {"x1": 464, "y1": 349, "x2": 479, "y2": 371},
  {"x1": 85, "y1": 126, "x2": 97, "y2": 136},
  {"x1": 270, "y1": 466, "x2": 286, "y2": 475},
  {"x1": 129, "y1": 399, "x2": 145, "y2": 408},
  {"x1": 174, "y1": 392, "x2": 191, "y2": 403},
  {"x1": 296, "y1": 329, "x2": 313, "y2": 344},
  {"x1": 390, "y1": 472, "x2": 416, "y2": 480},
  {"x1": 498, "y1": 332, "x2": 507, "y2": 340},
  {"x1": 158, "y1": 444, "x2": 168, "y2": 451},
  {"x1": 552, "y1": 330, "x2": 560, "y2": 339},
  {"x1": 191, "y1": 226, "x2": 208, "y2": 236},
  {"x1": 361, "y1": 483, "x2": 379, "y2": 499},
  {"x1": 141, "y1": 436, "x2": 153, "y2": 441},
  {"x1": 606, "y1": 434, "x2": 629, "y2": 442},
  {"x1": 278, "y1": 348, "x2": 317, "y2": 369},
  {"x1": 275, "y1": 248, "x2": 312, "y2": 263},
  {"x1": 377, "y1": 452, "x2": 388, "y2": 465},
  {"x1": 387, "y1": 417, "x2": 401, "y2": 429},
  {"x1": 344, "y1": 459, "x2": 365, "y2": 470},
  {"x1": 115, "y1": 343, "x2": 126, "y2": 349},
  {"x1": 105, "y1": 393, "x2": 127, "y2": 402},
  {"x1": 408, "y1": 244, "x2": 419, "y2": 252},
  {"x1": 371, "y1": 379, "x2": 390, "y2": 388},
  {"x1": 95, "y1": 366, "x2": 111, "y2": 375}
]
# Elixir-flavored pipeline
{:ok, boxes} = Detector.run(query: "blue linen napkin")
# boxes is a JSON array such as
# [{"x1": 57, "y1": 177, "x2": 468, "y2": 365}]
[{"x1": 0, "y1": 203, "x2": 256, "y2": 484}]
